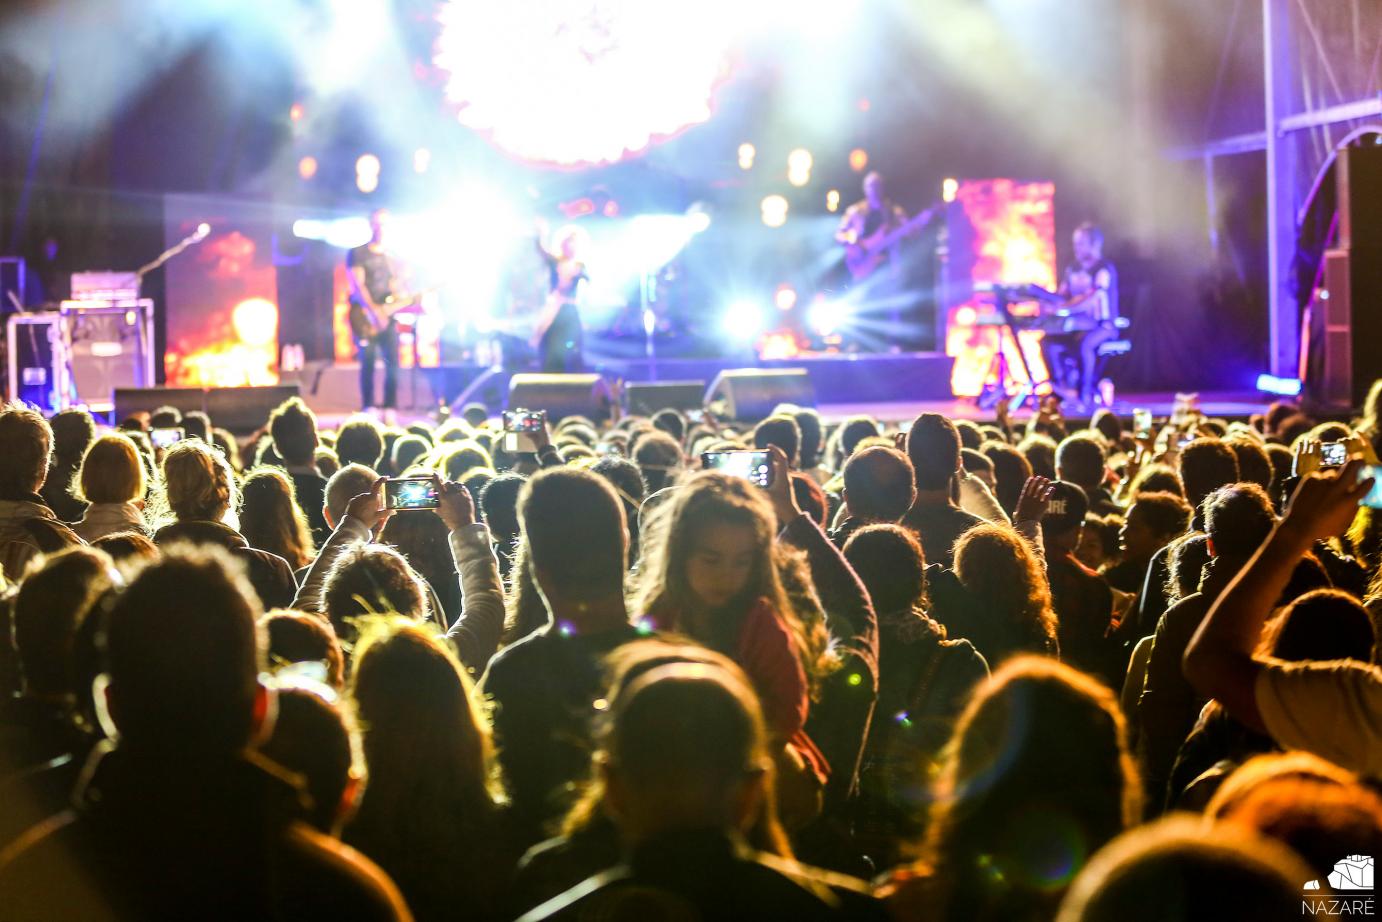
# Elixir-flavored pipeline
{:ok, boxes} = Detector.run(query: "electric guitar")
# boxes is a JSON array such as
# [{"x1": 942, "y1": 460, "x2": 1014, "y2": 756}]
[
  {"x1": 347, "y1": 288, "x2": 435, "y2": 341},
  {"x1": 843, "y1": 202, "x2": 942, "y2": 281}
]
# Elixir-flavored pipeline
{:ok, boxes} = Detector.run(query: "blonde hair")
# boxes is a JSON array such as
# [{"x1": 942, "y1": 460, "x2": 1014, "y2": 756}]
[
  {"x1": 78, "y1": 433, "x2": 146, "y2": 504},
  {"x1": 161, "y1": 440, "x2": 238, "y2": 523}
]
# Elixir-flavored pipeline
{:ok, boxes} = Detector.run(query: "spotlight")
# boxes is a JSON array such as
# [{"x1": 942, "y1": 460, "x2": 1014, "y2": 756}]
[
  {"x1": 722, "y1": 300, "x2": 765, "y2": 340},
  {"x1": 1256, "y1": 373, "x2": 1302, "y2": 396},
  {"x1": 356, "y1": 153, "x2": 381, "y2": 194},
  {"x1": 942, "y1": 177, "x2": 959, "y2": 203},
  {"x1": 760, "y1": 194, "x2": 789, "y2": 228},
  {"x1": 298, "y1": 156, "x2": 318, "y2": 180},
  {"x1": 826, "y1": 189, "x2": 840, "y2": 212},
  {"x1": 289, "y1": 102, "x2": 305, "y2": 122},
  {"x1": 738, "y1": 142, "x2": 756, "y2": 170},
  {"x1": 414, "y1": 148, "x2": 432, "y2": 174},
  {"x1": 849, "y1": 148, "x2": 868, "y2": 172},
  {"x1": 774, "y1": 285, "x2": 797, "y2": 311},
  {"x1": 787, "y1": 148, "x2": 813, "y2": 187},
  {"x1": 809, "y1": 300, "x2": 848, "y2": 336}
]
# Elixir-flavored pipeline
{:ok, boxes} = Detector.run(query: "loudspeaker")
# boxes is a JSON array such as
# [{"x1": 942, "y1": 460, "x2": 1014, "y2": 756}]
[
  {"x1": 67, "y1": 305, "x2": 154, "y2": 411},
  {"x1": 114, "y1": 387, "x2": 206, "y2": 423},
  {"x1": 206, "y1": 385, "x2": 301, "y2": 434},
  {"x1": 705, "y1": 368, "x2": 816, "y2": 422},
  {"x1": 507, "y1": 373, "x2": 613, "y2": 422},
  {"x1": 625, "y1": 380, "x2": 707, "y2": 416},
  {"x1": 1338, "y1": 146, "x2": 1382, "y2": 251}
]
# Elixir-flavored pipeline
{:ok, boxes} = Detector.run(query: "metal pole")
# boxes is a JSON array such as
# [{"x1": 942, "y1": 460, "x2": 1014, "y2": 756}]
[{"x1": 1263, "y1": 0, "x2": 1300, "y2": 377}]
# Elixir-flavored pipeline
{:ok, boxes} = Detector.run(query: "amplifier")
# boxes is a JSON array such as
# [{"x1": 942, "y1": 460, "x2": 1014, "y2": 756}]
[{"x1": 7, "y1": 314, "x2": 63, "y2": 413}]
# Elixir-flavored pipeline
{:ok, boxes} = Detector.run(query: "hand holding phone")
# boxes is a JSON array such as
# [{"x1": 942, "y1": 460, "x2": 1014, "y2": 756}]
[
  {"x1": 1320, "y1": 441, "x2": 1350, "y2": 468},
  {"x1": 151, "y1": 427, "x2": 184, "y2": 450},
  {"x1": 502, "y1": 408, "x2": 547, "y2": 453},
  {"x1": 701, "y1": 450, "x2": 774, "y2": 488},
  {"x1": 384, "y1": 476, "x2": 440, "y2": 511}
]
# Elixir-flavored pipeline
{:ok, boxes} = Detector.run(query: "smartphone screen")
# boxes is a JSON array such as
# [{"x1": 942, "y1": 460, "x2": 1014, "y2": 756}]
[
  {"x1": 1133, "y1": 409, "x2": 1152, "y2": 435},
  {"x1": 702, "y1": 450, "x2": 774, "y2": 488},
  {"x1": 151, "y1": 427, "x2": 184, "y2": 450},
  {"x1": 384, "y1": 477, "x2": 440, "y2": 511},
  {"x1": 1320, "y1": 441, "x2": 1349, "y2": 468},
  {"x1": 502, "y1": 409, "x2": 546, "y2": 433},
  {"x1": 1360, "y1": 465, "x2": 1382, "y2": 509}
]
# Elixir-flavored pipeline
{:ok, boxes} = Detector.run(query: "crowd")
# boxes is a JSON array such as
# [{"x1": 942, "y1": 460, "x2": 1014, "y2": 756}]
[{"x1": 0, "y1": 380, "x2": 1380, "y2": 920}]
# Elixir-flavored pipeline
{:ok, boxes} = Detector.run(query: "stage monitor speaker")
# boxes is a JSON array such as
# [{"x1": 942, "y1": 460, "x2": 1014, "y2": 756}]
[
  {"x1": 507, "y1": 373, "x2": 613, "y2": 422},
  {"x1": 705, "y1": 368, "x2": 816, "y2": 422},
  {"x1": 113, "y1": 387, "x2": 206, "y2": 423},
  {"x1": 206, "y1": 385, "x2": 301, "y2": 434},
  {"x1": 67, "y1": 305, "x2": 154, "y2": 411},
  {"x1": 1338, "y1": 146, "x2": 1382, "y2": 251},
  {"x1": 625, "y1": 380, "x2": 707, "y2": 416}
]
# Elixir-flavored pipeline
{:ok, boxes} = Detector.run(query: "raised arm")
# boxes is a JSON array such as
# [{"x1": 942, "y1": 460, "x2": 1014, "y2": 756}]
[
  {"x1": 291, "y1": 479, "x2": 388, "y2": 612},
  {"x1": 1183, "y1": 462, "x2": 1374, "y2": 730},
  {"x1": 434, "y1": 479, "x2": 505, "y2": 676}
]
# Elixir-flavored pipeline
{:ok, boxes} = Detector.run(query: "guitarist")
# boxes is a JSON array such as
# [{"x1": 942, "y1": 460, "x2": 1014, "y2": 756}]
[
  {"x1": 347, "y1": 208, "x2": 405, "y2": 419},
  {"x1": 836, "y1": 171, "x2": 910, "y2": 283}
]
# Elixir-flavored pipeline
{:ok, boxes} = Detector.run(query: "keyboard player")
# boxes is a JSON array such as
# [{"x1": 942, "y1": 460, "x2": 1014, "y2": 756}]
[{"x1": 1042, "y1": 222, "x2": 1120, "y2": 406}]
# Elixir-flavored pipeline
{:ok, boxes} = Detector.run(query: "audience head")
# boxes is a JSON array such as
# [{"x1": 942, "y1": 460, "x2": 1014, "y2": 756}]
[
  {"x1": 1201, "y1": 483, "x2": 1275, "y2": 559},
  {"x1": 479, "y1": 472, "x2": 526, "y2": 547},
  {"x1": 161, "y1": 439, "x2": 238, "y2": 523},
  {"x1": 389, "y1": 434, "x2": 429, "y2": 475},
  {"x1": 1263, "y1": 589, "x2": 1376, "y2": 664},
  {"x1": 1165, "y1": 533, "x2": 1211, "y2": 603},
  {"x1": 843, "y1": 524, "x2": 926, "y2": 616},
  {"x1": 954, "y1": 419, "x2": 984, "y2": 451},
  {"x1": 0, "y1": 403, "x2": 53, "y2": 495},
  {"x1": 335, "y1": 416, "x2": 384, "y2": 469},
  {"x1": 982, "y1": 441, "x2": 1035, "y2": 516},
  {"x1": 259, "y1": 685, "x2": 359, "y2": 835},
  {"x1": 149, "y1": 405, "x2": 182, "y2": 429},
  {"x1": 752, "y1": 415, "x2": 801, "y2": 468},
  {"x1": 907, "y1": 413, "x2": 963, "y2": 491},
  {"x1": 268, "y1": 397, "x2": 319, "y2": 467},
  {"x1": 953, "y1": 525, "x2": 1059, "y2": 658},
  {"x1": 14, "y1": 547, "x2": 118, "y2": 698},
  {"x1": 519, "y1": 466, "x2": 628, "y2": 614},
  {"x1": 837, "y1": 415, "x2": 882, "y2": 465},
  {"x1": 48, "y1": 407, "x2": 96, "y2": 465},
  {"x1": 182, "y1": 410, "x2": 211, "y2": 444},
  {"x1": 1043, "y1": 481, "x2": 1091, "y2": 553},
  {"x1": 98, "y1": 545, "x2": 263, "y2": 755},
  {"x1": 1120, "y1": 491, "x2": 1193, "y2": 561},
  {"x1": 1056, "y1": 435, "x2": 1107, "y2": 492},
  {"x1": 1019, "y1": 434, "x2": 1059, "y2": 481},
  {"x1": 1225, "y1": 438, "x2": 1272, "y2": 493},
  {"x1": 843, "y1": 445, "x2": 916, "y2": 523},
  {"x1": 78, "y1": 433, "x2": 146, "y2": 505},
  {"x1": 600, "y1": 662, "x2": 768, "y2": 841},
  {"x1": 324, "y1": 463, "x2": 379, "y2": 528},
  {"x1": 650, "y1": 409, "x2": 686, "y2": 446},
  {"x1": 1128, "y1": 464, "x2": 1185, "y2": 499},
  {"x1": 239, "y1": 467, "x2": 314, "y2": 570},
  {"x1": 786, "y1": 407, "x2": 825, "y2": 469},
  {"x1": 261, "y1": 609, "x2": 346, "y2": 690},
  {"x1": 1178, "y1": 438, "x2": 1240, "y2": 510},
  {"x1": 321, "y1": 544, "x2": 428, "y2": 643},
  {"x1": 961, "y1": 447, "x2": 996, "y2": 491},
  {"x1": 1090, "y1": 409, "x2": 1122, "y2": 446},
  {"x1": 1055, "y1": 816, "x2": 1313, "y2": 922}
]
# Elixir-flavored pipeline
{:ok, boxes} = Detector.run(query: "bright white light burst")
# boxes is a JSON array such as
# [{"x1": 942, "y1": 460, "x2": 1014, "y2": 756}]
[{"x1": 434, "y1": 1, "x2": 737, "y2": 167}]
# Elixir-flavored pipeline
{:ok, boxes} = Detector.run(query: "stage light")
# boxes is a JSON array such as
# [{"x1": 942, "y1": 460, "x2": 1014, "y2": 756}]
[
  {"x1": 1256, "y1": 374, "x2": 1302, "y2": 397},
  {"x1": 298, "y1": 156, "x2": 318, "y2": 180},
  {"x1": 849, "y1": 148, "x2": 868, "y2": 172},
  {"x1": 787, "y1": 148, "x2": 813, "y2": 187},
  {"x1": 954, "y1": 305, "x2": 978, "y2": 326},
  {"x1": 722, "y1": 300, "x2": 765, "y2": 340},
  {"x1": 775, "y1": 285, "x2": 798, "y2": 311},
  {"x1": 687, "y1": 209, "x2": 712, "y2": 234},
  {"x1": 760, "y1": 195, "x2": 789, "y2": 228},
  {"x1": 808, "y1": 300, "x2": 848, "y2": 336},
  {"x1": 231, "y1": 298, "x2": 278, "y2": 348},
  {"x1": 738, "y1": 142, "x2": 756, "y2": 170},
  {"x1": 413, "y1": 148, "x2": 431, "y2": 174},
  {"x1": 826, "y1": 189, "x2": 840, "y2": 212},
  {"x1": 289, "y1": 102, "x2": 305, "y2": 122},
  {"x1": 356, "y1": 153, "x2": 381, "y2": 194},
  {"x1": 942, "y1": 177, "x2": 959, "y2": 203},
  {"x1": 434, "y1": 2, "x2": 733, "y2": 167}
]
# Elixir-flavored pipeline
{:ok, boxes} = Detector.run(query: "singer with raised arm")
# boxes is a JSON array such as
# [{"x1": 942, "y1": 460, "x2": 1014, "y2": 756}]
[
  {"x1": 530, "y1": 220, "x2": 589, "y2": 373},
  {"x1": 1042, "y1": 222, "x2": 1121, "y2": 407},
  {"x1": 347, "y1": 208, "x2": 411, "y2": 421}
]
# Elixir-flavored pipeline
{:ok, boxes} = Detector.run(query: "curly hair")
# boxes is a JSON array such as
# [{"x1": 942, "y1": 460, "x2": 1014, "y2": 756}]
[
  {"x1": 634, "y1": 472, "x2": 836, "y2": 696},
  {"x1": 953, "y1": 524, "x2": 1059, "y2": 663},
  {"x1": 160, "y1": 439, "x2": 237, "y2": 523}
]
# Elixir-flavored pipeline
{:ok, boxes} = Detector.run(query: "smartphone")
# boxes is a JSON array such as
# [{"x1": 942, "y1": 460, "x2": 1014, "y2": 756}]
[
  {"x1": 1133, "y1": 408, "x2": 1153, "y2": 436},
  {"x1": 1360, "y1": 465, "x2": 1382, "y2": 510},
  {"x1": 1320, "y1": 441, "x2": 1350, "y2": 468},
  {"x1": 384, "y1": 476, "x2": 440, "y2": 511},
  {"x1": 503, "y1": 409, "x2": 546, "y2": 432},
  {"x1": 686, "y1": 409, "x2": 707, "y2": 425},
  {"x1": 702, "y1": 450, "x2": 774, "y2": 488},
  {"x1": 151, "y1": 427, "x2": 184, "y2": 450}
]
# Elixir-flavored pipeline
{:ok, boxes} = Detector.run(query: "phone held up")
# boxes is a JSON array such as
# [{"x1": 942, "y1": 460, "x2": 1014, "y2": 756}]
[
  {"x1": 702, "y1": 450, "x2": 775, "y2": 488},
  {"x1": 502, "y1": 408, "x2": 547, "y2": 453},
  {"x1": 384, "y1": 476, "x2": 440, "y2": 511},
  {"x1": 151, "y1": 427, "x2": 184, "y2": 450}
]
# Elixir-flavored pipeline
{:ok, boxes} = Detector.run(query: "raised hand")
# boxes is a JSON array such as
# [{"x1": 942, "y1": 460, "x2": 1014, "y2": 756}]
[
  {"x1": 1014, "y1": 475, "x2": 1056, "y2": 523},
  {"x1": 434, "y1": 476, "x2": 476, "y2": 531},
  {"x1": 1282, "y1": 460, "x2": 1374, "y2": 541},
  {"x1": 1293, "y1": 438, "x2": 1322, "y2": 478},
  {"x1": 345, "y1": 477, "x2": 390, "y2": 532},
  {"x1": 764, "y1": 445, "x2": 800, "y2": 528}
]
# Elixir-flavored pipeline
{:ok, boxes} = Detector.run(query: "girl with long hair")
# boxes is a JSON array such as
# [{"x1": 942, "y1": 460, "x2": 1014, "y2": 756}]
[
  {"x1": 634, "y1": 471, "x2": 835, "y2": 805},
  {"x1": 238, "y1": 467, "x2": 315, "y2": 571},
  {"x1": 881, "y1": 656, "x2": 1142, "y2": 922},
  {"x1": 345, "y1": 618, "x2": 512, "y2": 922},
  {"x1": 948, "y1": 523, "x2": 1060, "y2": 665},
  {"x1": 73, "y1": 432, "x2": 148, "y2": 542}
]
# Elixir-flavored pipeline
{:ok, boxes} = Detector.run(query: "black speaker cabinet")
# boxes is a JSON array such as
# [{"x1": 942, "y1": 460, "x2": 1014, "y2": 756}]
[
  {"x1": 705, "y1": 368, "x2": 816, "y2": 422},
  {"x1": 507, "y1": 373, "x2": 614, "y2": 422},
  {"x1": 624, "y1": 380, "x2": 707, "y2": 416}
]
